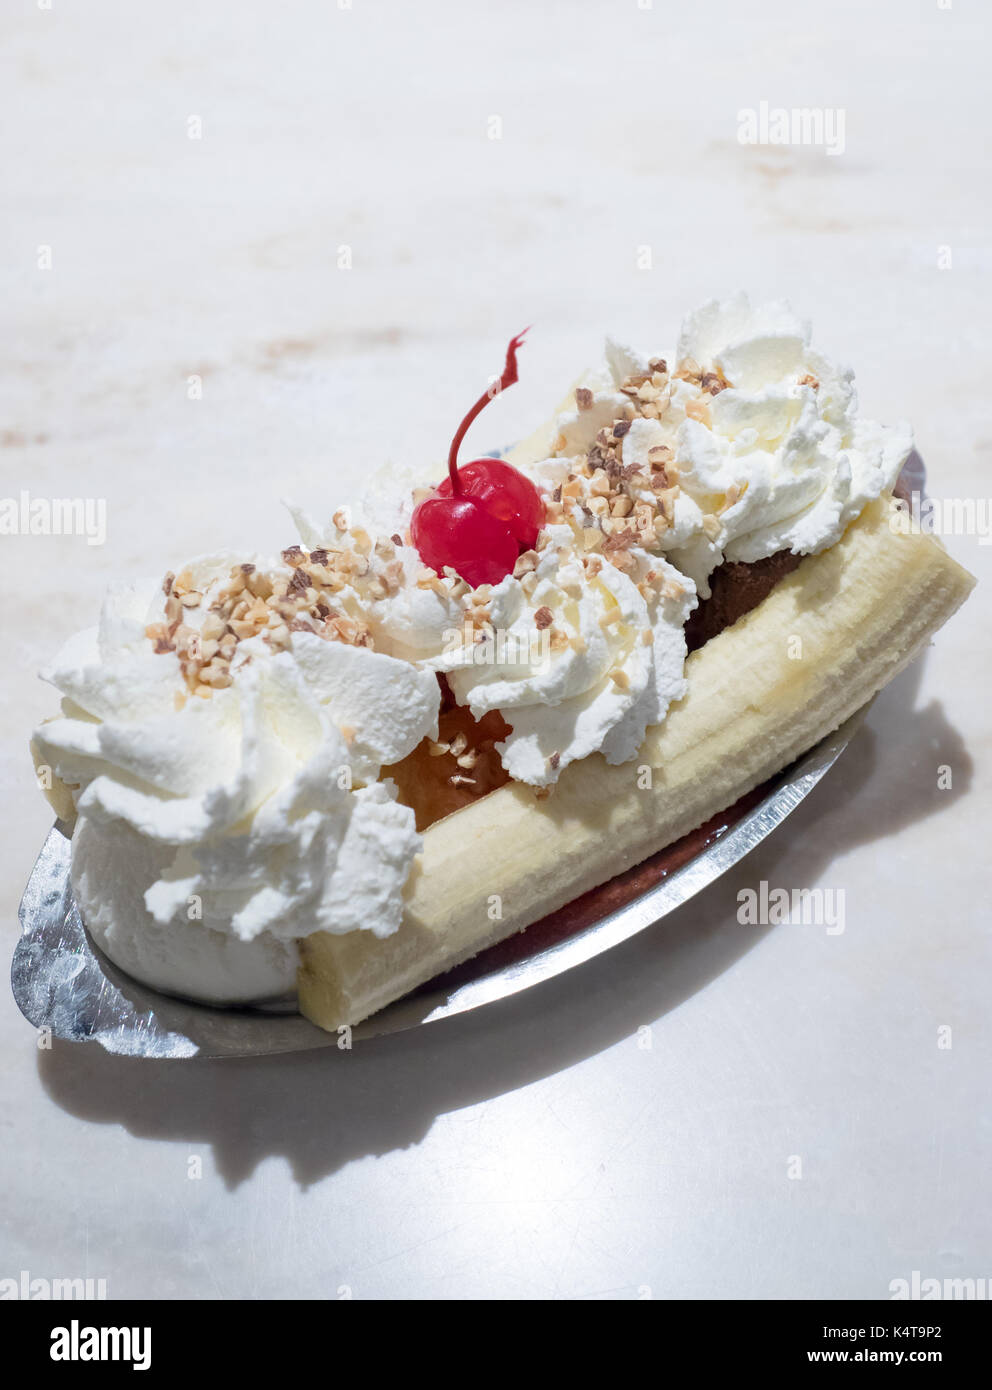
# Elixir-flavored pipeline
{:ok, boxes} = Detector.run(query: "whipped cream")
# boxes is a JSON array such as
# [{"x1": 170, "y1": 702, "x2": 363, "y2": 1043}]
[
  {"x1": 316, "y1": 296, "x2": 909, "y2": 789},
  {"x1": 675, "y1": 296, "x2": 911, "y2": 570},
  {"x1": 33, "y1": 556, "x2": 439, "y2": 1001},
  {"x1": 32, "y1": 294, "x2": 912, "y2": 1003},
  {"x1": 422, "y1": 525, "x2": 694, "y2": 786},
  {"x1": 538, "y1": 295, "x2": 912, "y2": 597},
  {"x1": 287, "y1": 498, "x2": 464, "y2": 663}
]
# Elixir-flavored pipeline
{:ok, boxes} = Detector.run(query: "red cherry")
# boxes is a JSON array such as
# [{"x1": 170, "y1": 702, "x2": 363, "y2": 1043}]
[
  {"x1": 410, "y1": 496, "x2": 518, "y2": 590},
  {"x1": 410, "y1": 329, "x2": 545, "y2": 588},
  {"x1": 437, "y1": 458, "x2": 543, "y2": 550}
]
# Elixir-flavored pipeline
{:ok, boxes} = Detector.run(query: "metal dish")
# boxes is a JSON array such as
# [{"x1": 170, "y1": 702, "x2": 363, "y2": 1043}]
[
  {"x1": 11, "y1": 706, "x2": 867, "y2": 1058},
  {"x1": 14, "y1": 446, "x2": 923, "y2": 1060}
]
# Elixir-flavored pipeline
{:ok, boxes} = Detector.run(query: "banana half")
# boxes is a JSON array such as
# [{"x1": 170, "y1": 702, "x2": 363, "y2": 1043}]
[{"x1": 298, "y1": 495, "x2": 975, "y2": 1031}]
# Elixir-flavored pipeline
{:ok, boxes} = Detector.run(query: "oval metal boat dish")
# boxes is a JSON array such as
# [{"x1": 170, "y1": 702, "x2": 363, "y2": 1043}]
[{"x1": 11, "y1": 706, "x2": 866, "y2": 1058}]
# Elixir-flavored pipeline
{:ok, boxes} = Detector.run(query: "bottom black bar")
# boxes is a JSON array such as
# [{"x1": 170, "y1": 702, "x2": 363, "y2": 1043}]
[{"x1": 3, "y1": 1296, "x2": 987, "y2": 1374}]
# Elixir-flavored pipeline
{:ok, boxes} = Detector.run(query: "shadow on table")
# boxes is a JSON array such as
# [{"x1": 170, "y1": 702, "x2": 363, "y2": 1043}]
[{"x1": 37, "y1": 656, "x2": 971, "y2": 1189}]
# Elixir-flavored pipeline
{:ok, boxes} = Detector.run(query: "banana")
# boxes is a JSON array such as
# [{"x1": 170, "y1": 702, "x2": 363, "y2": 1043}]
[
  {"x1": 297, "y1": 493, "x2": 975, "y2": 1031},
  {"x1": 30, "y1": 728, "x2": 78, "y2": 829}
]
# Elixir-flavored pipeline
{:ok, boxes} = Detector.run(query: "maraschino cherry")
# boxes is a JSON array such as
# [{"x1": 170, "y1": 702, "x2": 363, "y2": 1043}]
[{"x1": 411, "y1": 330, "x2": 544, "y2": 588}]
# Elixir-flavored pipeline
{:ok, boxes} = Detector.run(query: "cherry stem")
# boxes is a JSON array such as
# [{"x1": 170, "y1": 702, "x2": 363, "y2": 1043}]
[{"x1": 446, "y1": 328, "x2": 530, "y2": 494}]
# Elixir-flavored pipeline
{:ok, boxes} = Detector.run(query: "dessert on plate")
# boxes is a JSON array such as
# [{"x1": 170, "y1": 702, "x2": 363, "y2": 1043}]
[{"x1": 30, "y1": 296, "x2": 975, "y2": 1032}]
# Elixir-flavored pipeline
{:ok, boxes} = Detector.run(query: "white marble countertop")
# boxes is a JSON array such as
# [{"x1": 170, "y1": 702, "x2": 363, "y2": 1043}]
[{"x1": 2, "y1": 0, "x2": 989, "y2": 1299}]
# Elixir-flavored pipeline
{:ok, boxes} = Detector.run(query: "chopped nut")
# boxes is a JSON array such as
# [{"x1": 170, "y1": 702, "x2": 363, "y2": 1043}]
[
  {"x1": 675, "y1": 356, "x2": 702, "y2": 381},
  {"x1": 575, "y1": 387, "x2": 594, "y2": 411},
  {"x1": 534, "y1": 605, "x2": 554, "y2": 630},
  {"x1": 200, "y1": 662, "x2": 233, "y2": 689},
  {"x1": 588, "y1": 468, "x2": 611, "y2": 497},
  {"x1": 650, "y1": 468, "x2": 670, "y2": 493},
  {"x1": 246, "y1": 570, "x2": 273, "y2": 600},
  {"x1": 602, "y1": 526, "x2": 637, "y2": 555}
]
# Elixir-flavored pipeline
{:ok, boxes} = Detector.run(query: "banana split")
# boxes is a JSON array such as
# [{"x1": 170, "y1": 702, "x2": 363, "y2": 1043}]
[{"x1": 31, "y1": 296, "x2": 975, "y2": 1027}]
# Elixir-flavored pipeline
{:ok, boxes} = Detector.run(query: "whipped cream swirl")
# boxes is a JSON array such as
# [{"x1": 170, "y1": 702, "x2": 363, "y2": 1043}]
[
  {"x1": 423, "y1": 526, "x2": 694, "y2": 786},
  {"x1": 33, "y1": 555, "x2": 439, "y2": 1000},
  {"x1": 543, "y1": 295, "x2": 912, "y2": 596},
  {"x1": 674, "y1": 296, "x2": 912, "y2": 568}
]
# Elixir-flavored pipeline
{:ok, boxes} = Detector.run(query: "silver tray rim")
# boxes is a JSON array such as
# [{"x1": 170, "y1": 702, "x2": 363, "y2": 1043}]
[{"x1": 11, "y1": 705, "x2": 867, "y2": 1058}]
